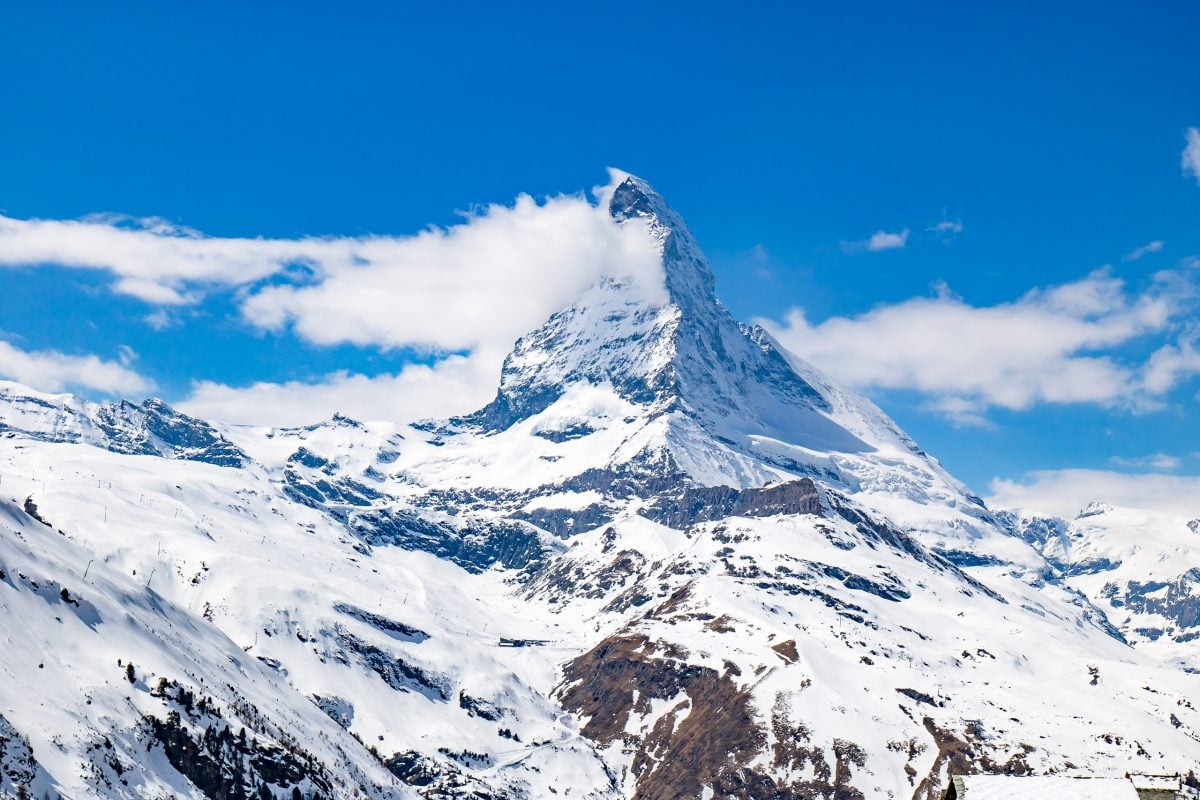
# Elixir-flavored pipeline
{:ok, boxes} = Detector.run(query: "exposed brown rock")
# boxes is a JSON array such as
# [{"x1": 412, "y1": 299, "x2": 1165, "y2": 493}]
[
  {"x1": 641, "y1": 478, "x2": 822, "y2": 529},
  {"x1": 646, "y1": 583, "x2": 693, "y2": 620},
  {"x1": 771, "y1": 640, "x2": 799, "y2": 664},
  {"x1": 559, "y1": 634, "x2": 868, "y2": 799}
]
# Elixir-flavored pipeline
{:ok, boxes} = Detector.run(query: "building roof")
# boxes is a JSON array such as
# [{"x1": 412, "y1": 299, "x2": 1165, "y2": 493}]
[
  {"x1": 953, "y1": 774, "x2": 1140, "y2": 799},
  {"x1": 1129, "y1": 773, "x2": 1182, "y2": 790}
]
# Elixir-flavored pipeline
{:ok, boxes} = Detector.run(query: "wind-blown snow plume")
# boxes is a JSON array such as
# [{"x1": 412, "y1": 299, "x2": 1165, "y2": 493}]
[{"x1": 0, "y1": 174, "x2": 664, "y2": 354}]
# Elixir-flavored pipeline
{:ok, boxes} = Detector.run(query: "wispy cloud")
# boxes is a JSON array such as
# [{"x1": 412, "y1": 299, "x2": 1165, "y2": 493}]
[
  {"x1": 180, "y1": 348, "x2": 502, "y2": 426},
  {"x1": 712, "y1": 243, "x2": 780, "y2": 281},
  {"x1": 0, "y1": 339, "x2": 153, "y2": 395},
  {"x1": 143, "y1": 310, "x2": 176, "y2": 331},
  {"x1": 843, "y1": 228, "x2": 909, "y2": 254},
  {"x1": 1184, "y1": 127, "x2": 1200, "y2": 184},
  {"x1": 867, "y1": 229, "x2": 909, "y2": 251},
  {"x1": 760, "y1": 268, "x2": 1200, "y2": 425},
  {"x1": 988, "y1": 469, "x2": 1200, "y2": 519},
  {"x1": 1123, "y1": 240, "x2": 1163, "y2": 261},
  {"x1": 1110, "y1": 452, "x2": 1181, "y2": 471},
  {"x1": 1142, "y1": 336, "x2": 1200, "y2": 394},
  {"x1": 927, "y1": 219, "x2": 963, "y2": 235}
]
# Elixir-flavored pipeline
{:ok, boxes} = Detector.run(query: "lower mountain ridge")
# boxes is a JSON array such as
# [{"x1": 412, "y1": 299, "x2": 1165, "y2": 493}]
[{"x1": 0, "y1": 176, "x2": 1197, "y2": 799}]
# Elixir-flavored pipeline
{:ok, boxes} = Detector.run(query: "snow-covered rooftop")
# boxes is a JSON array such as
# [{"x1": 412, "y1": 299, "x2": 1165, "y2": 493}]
[
  {"x1": 1129, "y1": 773, "x2": 1183, "y2": 790},
  {"x1": 954, "y1": 775, "x2": 1139, "y2": 799}
]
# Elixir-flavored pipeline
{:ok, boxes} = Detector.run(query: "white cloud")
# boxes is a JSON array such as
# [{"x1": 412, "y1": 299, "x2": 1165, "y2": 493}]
[
  {"x1": 0, "y1": 339, "x2": 153, "y2": 395},
  {"x1": 1123, "y1": 240, "x2": 1163, "y2": 261},
  {"x1": 143, "y1": 310, "x2": 175, "y2": 331},
  {"x1": 866, "y1": 229, "x2": 908, "y2": 252},
  {"x1": 0, "y1": 173, "x2": 665, "y2": 359},
  {"x1": 988, "y1": 469, "x2": 1200, "y2": 519},
  {"x1": 1142, "y1": 337, "x2": 1200, "y2": 394},
  {"x1": 0, "y1": 171, "x2": 669, "y2": 427},
  {"x1": 179, "y1": 348, "x2": 504, "y2": 427},
  {"x1": 1109, "y1": 452, "x2": 1181, "y2": 471},
  {"x1": 841, "y1": 228, "x2": 910, "y2": 254},
  {"x1": 1183, "y1": 127, "x2": 1200, "y2": 184},
  {"x1": 115, "y1": 345, "x2": 138, "y2": 368},
  {"x1": 760, "y1": 269, "x2": 1197, "y2": 423},
  {"x1": 927, "y1": 219, "x2": 963, "y2": 235},
  {"x1": 240, "y1": 190, "x2": 664, "y2": 352},
  {"x1": 0, "y1": 213, "x2": 292, "y2": 303},
  {"x1": 920, "y1": 396, "x2": 993, "y2": 428}
]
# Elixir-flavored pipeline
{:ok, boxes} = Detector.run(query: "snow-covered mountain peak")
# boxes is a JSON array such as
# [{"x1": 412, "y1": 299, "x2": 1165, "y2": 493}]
[
  {"x1": 0, "y1": 380, "x2": 246, "y2": 467},
  {"x1": 383, "y1": 174, "x2": 1016, "y2": 562},
  {"x1": 607, "y1": 174, "x2": 716, "y2": 309},
  {"x1": 455, "y1": 175, "x2": 872, "y2": 474},
  {"x1": 1077, "y1": 500, "x2": 1115, "y2": 519}
]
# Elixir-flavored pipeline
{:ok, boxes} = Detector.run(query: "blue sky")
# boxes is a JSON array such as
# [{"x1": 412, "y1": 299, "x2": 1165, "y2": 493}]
[{"x1": 1, "y1": 2, "x2": 1198, "y2": 499}]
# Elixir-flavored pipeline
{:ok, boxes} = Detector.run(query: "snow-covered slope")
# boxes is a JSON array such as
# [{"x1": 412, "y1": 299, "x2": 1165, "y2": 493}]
[
  {"x1": 1, "y1": 175, "x2": 1197, "y2": 799},
  {"x1": 1000, "y1": 501, "x2": 1200, "y2": 670},
  {"x1": 0, "y1": 493, "x2": 406, "y2": 800},
  {"x1": 0, "y1": 427, "x2": 616, "y2": 799}
]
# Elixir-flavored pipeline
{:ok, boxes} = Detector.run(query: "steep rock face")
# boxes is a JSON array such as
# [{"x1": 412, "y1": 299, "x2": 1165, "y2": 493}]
[
  {"x1": 99, "y1": 398, "x2": 247, "y2": 466},
  {"x1": 639, "y1": 477, "x2": 823, "y2": 529}
]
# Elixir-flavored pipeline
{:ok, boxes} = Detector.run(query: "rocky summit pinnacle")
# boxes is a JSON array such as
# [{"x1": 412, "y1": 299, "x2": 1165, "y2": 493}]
[{"x1": 607, "y1": 174, "x2": 717, "y2": 306}]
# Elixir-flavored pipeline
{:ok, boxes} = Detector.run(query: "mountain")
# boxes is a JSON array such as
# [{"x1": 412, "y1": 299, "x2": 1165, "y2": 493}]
[
  {"x1": 1000, "y1": 500, "x2": 1200, "y2": 670},
  {"x1": 1, "y1": 176, "x2": 1197, "y2": 799},
  {"x1": 0, "y1": 382, "x2": 246, "y2": 467}
]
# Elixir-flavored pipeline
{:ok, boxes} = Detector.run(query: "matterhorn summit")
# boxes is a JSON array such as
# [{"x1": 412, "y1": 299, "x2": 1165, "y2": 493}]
[{"x1": 442, "y1": 175, "x2": 941, "y2": 496}]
